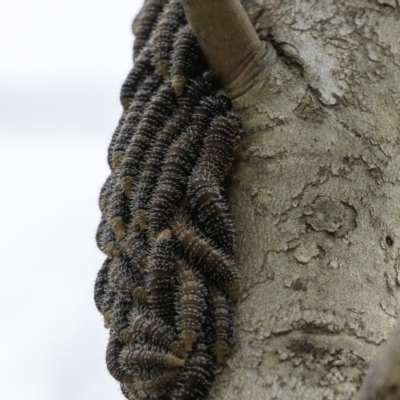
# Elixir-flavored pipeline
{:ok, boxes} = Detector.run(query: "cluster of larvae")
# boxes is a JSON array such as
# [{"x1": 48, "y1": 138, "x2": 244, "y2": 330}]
[{"x1": 94, "y1": 1, "x2": 244, "y2": 399}]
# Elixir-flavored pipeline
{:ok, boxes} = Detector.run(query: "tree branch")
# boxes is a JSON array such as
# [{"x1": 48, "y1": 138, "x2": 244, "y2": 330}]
[{"x1": 179, "y1": 0, "x2": 269, "y2": 98}]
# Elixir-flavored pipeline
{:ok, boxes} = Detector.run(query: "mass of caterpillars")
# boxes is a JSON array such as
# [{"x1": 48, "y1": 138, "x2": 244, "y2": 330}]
[{"x1": 94, "y1": 1, "x2": 244, "y2": 399}]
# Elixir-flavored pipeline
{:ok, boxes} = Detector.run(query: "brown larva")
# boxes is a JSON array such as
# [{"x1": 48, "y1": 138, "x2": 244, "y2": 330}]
[
  {"x1": 107, "y1": 332, "x2": 138, "y2": 384},
  {"x1": 192, "y1": 113, "x2": 241, "y2": 184},
  {"x1": 94, "y1": 258, "x2": 112, "y2": 315},
  {"x1": 130, "y1": 308, "x2": 187, "y2": 358},
  {"x1": 209, "y1": 287, "x2": 232, "y2": 365},
  {"x1": 111, "y1": 296, "x2": 135, "y2": 340},
  {"x1": 153, "y1": 0, "x2": 186, "y2": 78},
  {"x1": 172, "y1": 219, "x2": 240, "y2": 304},
  {"x1": 132, "y1": 74, "x2": 221, "y2": 221},
  {"x1": 189, "y1": 113, "x2": 242, "y2": 254},
  {"x1": 109, "y1": 182, "x2": 130, "y2": 239},
  {"x1": 119, "y1": 83, "x2": 177, "y2": 197},
  {"x1": 171, "y1": 25, "x2": 207, "y2": 96},
  {"x1": 113, "y1": 74, "x2": 163, "y2": 171},
  {"x1": 107, "y1": 112, "x2": 127, "y2": 171},
  {"x1": 121, "y1": 370, "x2": 179, "y2": 400},
  {"x1": 95, "y1": 218, "x2": 109, "y2": 253},
  {"x1": 125, "y1": 224, "x2": 151, "y2": 270},
  {"x1": 147, "y1": 229, "x2": 177, "y2": 325},
  {"x1": 109, "y1": 257, "x2": 148, "y2": 303},
  {"x1": 175, "y1": 258, "x2": 206, "y2": 353},
  {"x1": 96, "y1": 219, "x2": 121, "y2": 258},
  {"x1": 120, "y1": 48, "x2": 154, "y2": 111},
  {"x1": 98, "y1": 173, "x2": 116, "y2": 217},
  {"x1": 172, "y1": 343, "x2": 215, "y2": 400},
  {"x1": 132, "y1": 0, "x2": 169, "y2": 59},
  {"x1": 148, "y1": 93, "x2": 231, "y2": 240},
  {"x1": 119, "y1": 346, "x2": 185, "y2": 379},
  {"x1": 190, "y1": 179, "x2": 235, "y2": 255}
]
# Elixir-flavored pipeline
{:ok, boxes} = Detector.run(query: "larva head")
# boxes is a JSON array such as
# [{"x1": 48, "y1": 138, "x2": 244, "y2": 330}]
[
  {"x1": 214, "y1": 339, "x2": 229, "y2": 365},
  {"x1": 134, "y1": 209, "x2": 148, "y2": 231},
  {"x1": 131, "y1": 286, "x2": 149, "y2": 303},
  {"x1": 111, "y1": 216, "x2": 126, "y2": 239},
  {"x1": 226, "y1": 111, "x2": 243, "y2": 131},
  {"x1": 170, "y1": 340, "x2": 189, "y2": 360},
  {"x1": 181, "y1": 329, "x2": 198, "y2": 353},
  {"x1": 164, "y1": 353, "x2": 186, "y2": 368},
  {"x1": 156, "y1": 59, "x2": 170, "y2": 78},
  {"x1": 215, "y1": 91, "x2": 232, "y2": 113},
  {"x1": 202, "y1": 70, "x2": 221, "y2": 90},
  {"x1": 226, "y1": 280, "x2": 240, "y2": 305},
  {"x1": 119, "y1": 327, "x2": 135, "y2": 345},
  {"x1": 172, "y1": 74, "x2": 187, "y2": 97},
  {"x1": 120, "y1": 175, "x2": 135, "y2": 197}
]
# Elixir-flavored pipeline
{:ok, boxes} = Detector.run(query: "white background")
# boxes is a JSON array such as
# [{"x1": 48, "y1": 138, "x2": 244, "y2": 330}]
[{"x1": 0, "y1": 1, "x2": 144, "y2": 398}]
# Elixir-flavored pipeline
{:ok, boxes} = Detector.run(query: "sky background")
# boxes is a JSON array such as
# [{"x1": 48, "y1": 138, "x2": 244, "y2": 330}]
[{"x1": 0, "y1": 1, "x2": 144, "y2": 399}]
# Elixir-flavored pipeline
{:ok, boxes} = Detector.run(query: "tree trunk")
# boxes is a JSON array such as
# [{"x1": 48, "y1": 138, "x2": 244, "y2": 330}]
[{"x1": 200, "y1": 1, "x2": 400, "y2": 399}]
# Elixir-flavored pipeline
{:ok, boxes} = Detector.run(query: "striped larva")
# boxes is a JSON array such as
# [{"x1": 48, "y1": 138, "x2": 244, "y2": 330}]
[
  {"x1": 119, "y1": 346, "x2": 185, "y2": 378},
  {"x1": 148, "y1": 93, "x2": 231, "y2": 240},
  {"x1": 113, "y1": 74, "x2": 163, "y2": 171},
  {"x1": 171, "y1": 25, "x2": 207, "y2": 96},
  {"x1": 121, "y1": 370, "x2": 179, "y2": 399},
  {"x1": 172, "y1": 343, "x2": 215, "y2": 400},
  {"x1": 94, "y1": 258, "x2": 112, "y2": 315},
  {"x1": 125, "y1": 224, "x2": 151, "y2": 270},
  {"x1": 153, "y1": 0, "x2": 186, "y2": 78},
  {"x1": 107, "y1": 112, "x2": 127, "y2": 171},
  {"x1": 189, "y1": 113, "x2": 242, "y2": 254},
  {"x1": 111, "y1": 296, "x2": 135, "y2": 339},
  {"x1": 175, "y1": 258, "x2": 206, "y2": 352},
  {"x1": 132, "y1": 0, "x2": 169, "y2": 59},
  {"x1": 172, "y1": 219, "x2": 240, "y2": 304},
  {"x1": 120, "y1": 48, "x2": 154, "y2": 111},
  {"x1": 98, "y1": 173, "x2": 117, "y2": 217},
  {"x1": 96, "y1": 219, "x2": 121, "y2": 258},
  {"x1": 119, "y1": 83, "x2": 177, "y2": 197},
  {"x1": 109, "y1": 257, "x2": 148, "y2": 303},
  {"x1": 109, "y1": 182, "x2": 130, "y2": 239},
  {"x1": 209, "y1": 287, "x2": 232, "y2": 365},
  {"x1": 129, "y1": 308, "x2": 186, "y2": 358},
  {"x1": 133, "y1": 74, "x2": 221, "y2": 223},
  {"x1": 147, "y1": 229, "x2": 177, "y2": 325},
  {"x1": 107, "y1": 333, "x2": 137, "y2": 384}
]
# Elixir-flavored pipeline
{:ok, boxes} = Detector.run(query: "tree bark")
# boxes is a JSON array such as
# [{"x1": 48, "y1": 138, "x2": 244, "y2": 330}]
[{"x1": 183, "y1": 1, "x2": 400, "y2": 399}]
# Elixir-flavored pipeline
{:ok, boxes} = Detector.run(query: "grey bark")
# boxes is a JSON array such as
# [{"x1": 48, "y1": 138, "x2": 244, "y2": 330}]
[{"x1": 202, "y1": 1, "x2": 400, "y2": 399}]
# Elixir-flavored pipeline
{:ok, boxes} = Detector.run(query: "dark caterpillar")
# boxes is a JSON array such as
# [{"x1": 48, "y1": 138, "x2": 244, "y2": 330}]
[
  {"x1": 132, "y1": 0, "x2": 169, "y2": 59},
  {"x1": 175, "y1": 258, "x2": 206, "y2": 353},
  {"x1": 171, "y1": 25, "x2": 207, "y2": 96},
  {"x1": 113, "y1": 74, "x2": 163, "y2": 171},
  {"x1": 153, "y1": 0, "x2": 186, "y2": 78},
  {"x1": 95, "y1": 1, "x2": 246, "y2": 399},
  {"x1": 147, "y1": 93, "x2": 231, "y2": 241},
  {"x1": 147, "y1": 229, "x2": 177, "y2": 326},
  {"x1": 188, "y1": 113, "x2": 242, "y2": 255},
  {"x1": 172, "y1": 219, "x2": 240, "y2": 304},
  {"x1": 209, "y1": 287, "x2": 233, "y2": 365},
  {"x1": 119, "y1": 83, "x2": 177, "y2": 197},
  {"x1": 132, "y1": 74, "x2": 221, "y2": 230},
  {"x1": 120, "y1": 48, "x2": 155, "y2": 111}
]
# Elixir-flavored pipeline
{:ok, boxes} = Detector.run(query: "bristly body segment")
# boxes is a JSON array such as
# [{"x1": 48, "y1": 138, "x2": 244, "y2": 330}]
[{"x1": 94, "y1": 1, "x2": 244, "y2": 399}]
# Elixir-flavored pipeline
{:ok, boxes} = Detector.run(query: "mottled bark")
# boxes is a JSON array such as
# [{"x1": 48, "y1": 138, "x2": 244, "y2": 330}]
[{"x1": 184, "y1": 0, "x2": 400, "y2": 399}]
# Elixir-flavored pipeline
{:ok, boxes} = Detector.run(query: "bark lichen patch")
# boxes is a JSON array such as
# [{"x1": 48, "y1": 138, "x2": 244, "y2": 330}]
[
  {"x1": 380, "y1": 300, "x2": 398, "y2": 318},
  {"x1": 293, "y1": 242, "x2": 320, "y2": 264},
  {"x1": 305, "y1": 196, "x2": 357, "y2": 238}
]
